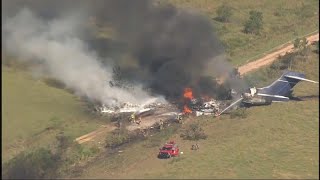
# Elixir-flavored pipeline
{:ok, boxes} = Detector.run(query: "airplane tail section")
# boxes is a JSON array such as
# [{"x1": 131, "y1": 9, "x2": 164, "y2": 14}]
[
  {"x1": 284, "y1": 72, "x2": 319, "y2": 84},
  {"x1": 258, "y1": 71, "x2": 318, "y2": 97}
]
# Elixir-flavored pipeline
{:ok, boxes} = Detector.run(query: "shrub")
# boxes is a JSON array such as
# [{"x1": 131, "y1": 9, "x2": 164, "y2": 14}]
[
  {"x1": 244, "y1": 11, "x2": 263, "y2": 35},
  {"x1": 293, "y1": 37, "x2": 310, "y2": 56},
  {"x1": 180, "y1": 123, "x2": 207, "y2": 141},
  {"x1": 3, "y1": 148, "x2": 59, "y2": 179},
  {"x1": 216, "y1": 4, "x2": 233, "y2": 22},
  {"x1": 105, "y1": 128, "x2": 131, "y2": 148},
  {"x1": 72, "y1": 144, "x2": 99, "y2": 161},
  {"x1": 230, "y1": 108, "x2": 248, "y2": 119}
]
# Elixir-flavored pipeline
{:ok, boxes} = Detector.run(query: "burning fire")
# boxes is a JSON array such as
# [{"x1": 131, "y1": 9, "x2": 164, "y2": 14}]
[
  {"x1": 183, "y1": 88, "x2": 194, "y2": 99},
  {"x1": 183, "y1": 105, "x2": 192, "y2": 114},
  {"x1": 183, "y1": 88, "x2": 193, "y2": 114}
]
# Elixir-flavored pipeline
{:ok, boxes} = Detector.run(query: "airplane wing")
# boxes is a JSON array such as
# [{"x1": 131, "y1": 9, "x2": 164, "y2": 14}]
[{"x1": 258, "y1": 71, "x2": 318, "y2": 98}]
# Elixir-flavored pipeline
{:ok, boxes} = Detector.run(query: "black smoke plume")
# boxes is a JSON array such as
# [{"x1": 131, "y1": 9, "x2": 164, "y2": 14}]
[
  {"x1": 86, "y1": 0, "x2": 228, "y2": 99},
  {"x1": 3, "y1": 0, "x2": 247, "y2": 103}
]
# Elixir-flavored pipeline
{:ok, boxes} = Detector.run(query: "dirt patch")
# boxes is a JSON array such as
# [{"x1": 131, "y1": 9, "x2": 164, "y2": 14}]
[
  {"x1": 75, "y1": 125, "x2": 116, "y2": 144},
  {"x1": 238, "y1": 33, "x2": 319, "y2": 75}
]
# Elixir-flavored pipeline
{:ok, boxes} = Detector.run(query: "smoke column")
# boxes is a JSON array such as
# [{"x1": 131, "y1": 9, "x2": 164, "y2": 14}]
[
  {"x1": 86, "y1": 0, "x2": 248, "y2": 98},
  {"x1": 2, "y1": 8, "x2": 155, "y2": 106},
  {"x1": 3, "y1": 0, "x2": 248, "y2": 103}
]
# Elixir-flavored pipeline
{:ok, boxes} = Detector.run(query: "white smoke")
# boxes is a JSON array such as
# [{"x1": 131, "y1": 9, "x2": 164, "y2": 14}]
[{"x1": 3, "y1": 8, "x2": 160, "y2": 106}]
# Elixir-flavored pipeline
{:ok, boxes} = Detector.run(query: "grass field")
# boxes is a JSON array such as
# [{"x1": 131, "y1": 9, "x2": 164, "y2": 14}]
[
  {"x1": 166, "y1": 0, "x2": 319, "y2": 66},
  {"x1": 2, "y1": 66, "x2": 104, "y2": 162},
  {"x1": 2, "y1": 0, "x2": 318, "y2": 178},
  {"x1": 78, "y1": 45, "x2": 319, "y2": 179}
]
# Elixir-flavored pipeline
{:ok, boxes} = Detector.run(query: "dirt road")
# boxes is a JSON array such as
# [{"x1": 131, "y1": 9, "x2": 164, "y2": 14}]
[
  {"x1": 238, "y1": 33, "x2": 319, "y2": 75},
  {"x1": 75, "y1": 125, "x2": 116, "y2": 144}
]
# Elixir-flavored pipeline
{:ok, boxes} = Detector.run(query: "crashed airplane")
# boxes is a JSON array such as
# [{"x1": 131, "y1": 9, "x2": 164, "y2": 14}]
[
  {"x1": 218, "y1": 71, "x2": 319, "y2": 115},
  {"x1": 94, "y1": 71, "x2": 318, "y2": 118}
]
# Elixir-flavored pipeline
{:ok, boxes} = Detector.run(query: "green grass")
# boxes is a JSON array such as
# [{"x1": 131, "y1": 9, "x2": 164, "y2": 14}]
[
  {"x1": 2, "y1": 1, "x2": 319, "y2": 178},
  {"x1": 2, "y1": 66, "x2": 104, "y2": 162},
  {"x1": 166, "y1": 0, "x2": 319, "y2": 66},
  {"x1": 77, "y1": 46, "x2": 319, "y2": 179}
]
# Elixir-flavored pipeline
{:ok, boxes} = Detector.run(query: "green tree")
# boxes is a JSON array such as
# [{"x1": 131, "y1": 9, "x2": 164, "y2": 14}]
[
  {"x1": 244, "y1": 10, "x2": 263, "y2": 35},
  {"x1": 216, "y1": 4, "x2": 233, "y2": 22}
]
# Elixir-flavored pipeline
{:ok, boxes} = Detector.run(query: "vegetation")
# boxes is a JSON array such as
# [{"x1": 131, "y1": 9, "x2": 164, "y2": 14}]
[
  {"x1": 216, "y1": 4, "x2": 233, "y2": 22},
  {"x1": 2, "y1": 132, "x2": 101, "y2": 179},
  {"x1": 2, "y1": 65, "x2": 103, "y2": 162},
  {"x1": 244, "y1": 43, "x2": 314, "y2": 87},
  {"x1": 2, "y1": 148, "x2": 59, "y2": 179},
  {"x1": 230, "y1": 108, "x2": 248, "y2": 119},
  {"x1": 293, "y1": 37, "x2": 310, "y2": 56},
  {"x1": 244, "y1": 10, "x2": 264, "y2": 35},
  {"x1": 180, "y1": 122, "x2": 207, "y2": 141},
  {"x1": 105, "y1": 128, "x2": 132, "y2": 148},
  {"x1": 167, "y1": 0, "x2": 319, "y2": 65},
  {"x1": 2, "y1": 0, "x2": 319, "y2": 179}
]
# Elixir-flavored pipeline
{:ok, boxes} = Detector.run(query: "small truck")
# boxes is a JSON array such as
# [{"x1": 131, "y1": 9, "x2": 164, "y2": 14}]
[{"x1": 158, "y1": 141, "x2": 180, "y2": 159}]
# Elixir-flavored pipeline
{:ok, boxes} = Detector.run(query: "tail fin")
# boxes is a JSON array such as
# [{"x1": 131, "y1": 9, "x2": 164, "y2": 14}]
[
  {"x1": 259, "y1": 71, "x2": 318, "y2": 97},
  {"x1": 283, "y1": 71, "x2": 319, "y2": 84}
]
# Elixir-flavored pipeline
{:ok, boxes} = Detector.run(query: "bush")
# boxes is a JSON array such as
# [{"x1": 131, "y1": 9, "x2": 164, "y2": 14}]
[
  {"x1": 3, "y1": 148, "x2": 59, "y2": 179},
  {"x1": 293, "y1": 37, "x2": 310, "y2": 56},
  {"x1": 180, "y1": 123, "x2": 207, "y2": 141},
  {"x1": 230, "y1": 108, "x2": 248, "y2": 119},
  {"x1": 105, "y1": 128, "x2": 132, "y2": 148},
  {"x1": 55, "y1": 132, "x2": 73, "y2": 156},
  {"x1": 244, "y1": 11, "x2": 263, "y2": 35},
  {"x1": 71, "y1": 144, "x2": 100, "y2": 161},
  {"x1": 216, "y1": 4, "x2": 233, "y2": 22}
]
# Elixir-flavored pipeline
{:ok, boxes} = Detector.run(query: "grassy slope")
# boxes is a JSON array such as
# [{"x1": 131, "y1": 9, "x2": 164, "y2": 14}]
[
  {"x1": 2, "y1": 66, "x2": 104, "y2": 162},
  {"x1": 166, "y1": 0, "x2": 319, "y2": 66},
  {"x1": 80, "y1": 46, "x2": 319, "y2": 179}
]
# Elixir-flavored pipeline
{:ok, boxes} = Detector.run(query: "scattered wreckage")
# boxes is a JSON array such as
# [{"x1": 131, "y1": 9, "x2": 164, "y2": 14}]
[
  {"x1": 93, "y1": 70, "x2": 318, "y2": 124},
  {"x1": 188, "y1": 98, "x2": 223, "y2": 117}
]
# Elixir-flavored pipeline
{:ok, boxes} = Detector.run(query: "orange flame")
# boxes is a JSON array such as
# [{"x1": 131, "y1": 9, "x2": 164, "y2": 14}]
[
  {"x1": 183, "y1": 88, "x2": 193, "y2": 114},
  {"x1": 183, "y1": 88, "x2": 194, "y2": 100},
  {"x1": 183, "y1": 105, "x2": 192, "y2": 114}
]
